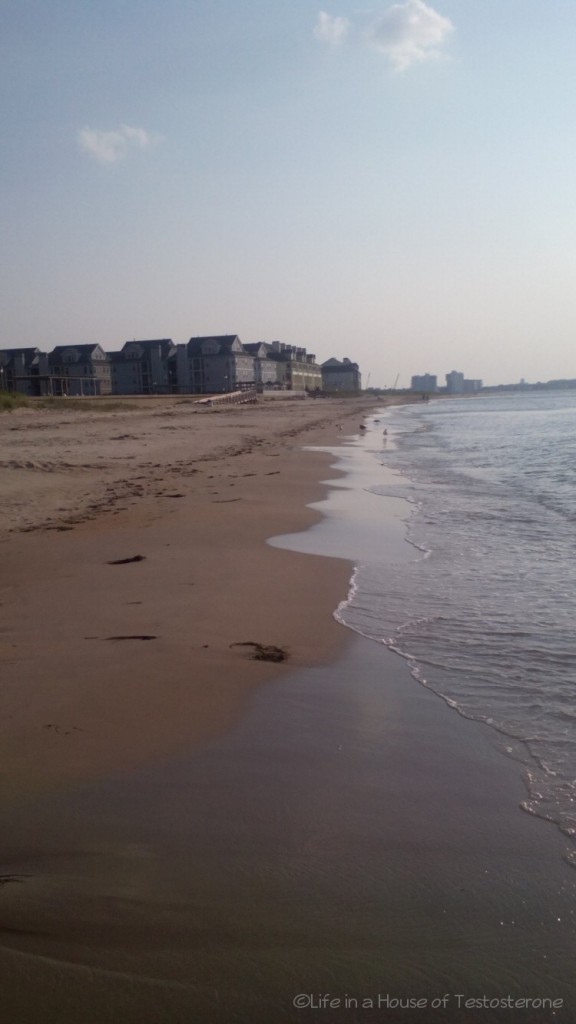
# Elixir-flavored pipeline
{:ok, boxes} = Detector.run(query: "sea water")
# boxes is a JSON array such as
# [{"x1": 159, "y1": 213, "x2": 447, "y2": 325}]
[{"x1": 338, "y1": 391, "x2": 576, "y2": 863}]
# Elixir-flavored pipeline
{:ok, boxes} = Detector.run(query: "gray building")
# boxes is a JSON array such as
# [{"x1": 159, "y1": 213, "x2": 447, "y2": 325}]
[
  {"x1": 411, "y1": 373, "x2": 438, "y2": 392},
  {"x1": 0, "y1": 347, "x2": 50, "y2": 395},
  {"x1": 172, "y1": 344, "x2": 192, "y2": 393},
  {"x1": 463, "y1": 378, "x2": 483, "y2": 393},
  {"x1": 48, "y1": 344, "x2": 112, "y2": 396},
  {"x1": 321, "y1": 357, "x2": 362, "y2": 392},
  {"x1": 264, "y1": 342, "x2": 322, "y2": 391},
  {"x1": 445, "y1": 370, "x2": 465, "y2": 394},
  {"x1": 110, "y1": 339, "x2": 177, "y2": 395},
  {"x1": 186, "y1": 336, "x2": 255, "y2": 394},
  {"x1": 243, "y1": 343, "x2": 282, "y2": 388}
]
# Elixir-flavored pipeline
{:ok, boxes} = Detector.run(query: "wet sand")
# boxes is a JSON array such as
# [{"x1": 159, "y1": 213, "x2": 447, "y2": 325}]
[
  {"x1": 1, "y1": 396, "x2": 575, "y2": 1023},
  {"x1": 1, "y1": 641, "x2": 574, "y2": 1023}
]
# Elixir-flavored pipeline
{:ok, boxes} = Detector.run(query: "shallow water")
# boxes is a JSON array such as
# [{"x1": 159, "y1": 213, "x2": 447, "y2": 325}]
[{"x1": 337, "y1": 392, "x2": 576, "y2": 864}]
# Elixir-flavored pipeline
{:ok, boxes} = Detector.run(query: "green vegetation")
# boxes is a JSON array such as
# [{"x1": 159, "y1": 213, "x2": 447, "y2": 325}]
[
  {"x1": 35, "y1": 397, "x2": 140, "y2": 412},
  {"x1": 0, "y1": 393, "x2": 143, "y2": 414},
  {"x1": 0, "y1": 391, "x2": 29, "y2": 412}
]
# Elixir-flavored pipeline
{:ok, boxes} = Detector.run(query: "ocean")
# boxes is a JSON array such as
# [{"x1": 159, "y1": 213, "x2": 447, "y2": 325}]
[{"x1": 335, "y1": 390, "x2": 576, "y2": 866}]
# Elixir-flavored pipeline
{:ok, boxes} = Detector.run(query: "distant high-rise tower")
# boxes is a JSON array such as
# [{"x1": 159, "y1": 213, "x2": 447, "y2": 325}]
[
  {"x1": 446, "y1": 370, "x2": 465, "y2": 394},
  {"x1": 411, "y1": 373, "x2": 437, "y2": 392}
]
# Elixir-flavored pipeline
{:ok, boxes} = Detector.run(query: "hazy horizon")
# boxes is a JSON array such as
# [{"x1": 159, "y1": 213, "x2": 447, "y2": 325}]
[{"x1": 2, "y1": 1, "x2": 576, "y2": 388}]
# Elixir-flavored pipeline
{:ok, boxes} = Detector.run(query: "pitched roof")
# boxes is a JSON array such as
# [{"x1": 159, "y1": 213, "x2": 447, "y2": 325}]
[
  {"x1": 0, "y1": 346, "x2": 41, "y2": 362},
  {"x1": 49, "y1": 344, "x2": 107, "y2": 362},
  {"x1": 121, "y1": 339, "x2": 175, "y2": 356},
  {"x1": 243, "y1": 342, "x2": 273, "y2": 357},
  {"x1": 322, "y1": 357, "x2": 359, "y2": 370},
  {"x1": 187, "y1": 335, "x2": 243, "y2": 356},
  {"x1": 0, "y1": 347, "x2": 41, "y2": 356}
]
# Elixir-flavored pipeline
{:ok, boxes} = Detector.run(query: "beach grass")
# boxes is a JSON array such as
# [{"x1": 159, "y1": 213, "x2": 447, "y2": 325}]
[
  {"x1": 35, "y1": 397, "x2": 141, "y2": 412},
  {"x1": 0, "y1": 391, "x2": 30, "y2": 412}
]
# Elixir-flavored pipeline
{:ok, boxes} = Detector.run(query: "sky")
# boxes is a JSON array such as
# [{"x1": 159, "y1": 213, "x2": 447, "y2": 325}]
[{"x1": 2, "y1": 0, "x2": 576, "y2": 388}]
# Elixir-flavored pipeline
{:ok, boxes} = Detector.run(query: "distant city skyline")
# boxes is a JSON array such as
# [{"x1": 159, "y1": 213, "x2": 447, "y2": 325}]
[{"x1": 2, "y1": 1, "x2": 576, "y2": 388}]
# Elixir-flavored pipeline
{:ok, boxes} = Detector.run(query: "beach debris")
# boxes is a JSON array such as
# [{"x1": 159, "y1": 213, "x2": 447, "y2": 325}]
[
  {"x1": 103, "y1": 635, "x2": 157, "y2": 642},
  {"x1": 43, "y1": 723, "x2": 83, "y2": 735},
  {"x1": 230, "y1": 641, "x2": 288, "y2": 663},
  {"x1": 0, "y1": 875, "x2": 28, "y2": 886},
  {"x1": 212, "y1": 498, "x2": 241, "y2": 503},
  {"x1": 83, "y1": 634, "x2": 157, "y2": 641},
  {"x1": 44, "y1": 723, "x2": 83, "y2": 732},
  {"x1": 107, "y1": 555, "x2": 146, "y2": 564}
]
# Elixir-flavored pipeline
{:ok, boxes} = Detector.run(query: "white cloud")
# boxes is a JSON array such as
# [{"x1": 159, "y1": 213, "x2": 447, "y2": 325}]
[
  {"x1": 369, "y1": 0, "x2": 454, "y2": 71},
  {"x1": 78, "y1": 125, "x2": 159, "y2": 164},
  {"x1": 314, "y1": 11, "x2": 351, "y2": 46}
]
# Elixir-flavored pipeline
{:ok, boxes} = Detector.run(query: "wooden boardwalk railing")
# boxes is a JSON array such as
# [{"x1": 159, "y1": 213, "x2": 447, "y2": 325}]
[{"x1": 196, "y1": 388, "x2": 258, "y2": 407}]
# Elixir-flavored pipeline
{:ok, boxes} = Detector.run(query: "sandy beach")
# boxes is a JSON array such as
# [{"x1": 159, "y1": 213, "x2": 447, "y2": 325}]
[
  {"x1": 0, "y1": 396, "x2": 375, "y2": 796},
  {"x1": 1, "y1": 394, "x2": 575, "y2": 1023}
]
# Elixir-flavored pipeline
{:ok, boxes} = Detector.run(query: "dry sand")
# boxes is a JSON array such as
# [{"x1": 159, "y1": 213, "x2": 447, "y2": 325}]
[{"x1": 0, "y1": 395, "x2": 380, "y2": 797}]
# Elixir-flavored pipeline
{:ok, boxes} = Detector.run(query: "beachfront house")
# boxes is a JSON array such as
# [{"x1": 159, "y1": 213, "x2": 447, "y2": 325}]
[
  {"x1": 321, "y1": 357, "x2": 362, "y2": 393},
  {"x1": 110, "y1": 339, "x2": 177, "y2": 395},
  {"x1": 48, "y1": 344, "x2": 112, "y2": 396},
  {"x1": 0, "y1": 347, "x2": 51, "y2": 395},
  {"x1": 185, "y1": 336, "x2": 256, "y2": 394},
  {"x1": 1, "y1": 334, "x2": 326, "y2": 398},
  {"x1": 264, "y1": 342, "x2": 323, "y2": 391},
  {"x1": 243, "y1": 343, "x2": 282, "y2": 389}
]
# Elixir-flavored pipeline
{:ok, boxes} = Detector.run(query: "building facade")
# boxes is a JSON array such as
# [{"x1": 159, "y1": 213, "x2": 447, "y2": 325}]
[
  {"x1": 1, "y1": 334, "x2": 329, "y2": 397},
  {"x1": 321, "y1": 357, "x2": 362, "y2": 392},
  {"x1": 445, "y1": 370, "x2": 465, "y2": 394},
  {"x1": 48, "y1": 345, "x2": 112, "y2": 396},
  {"x1": 266, "y1": 342, "x2": 322, "y2": 391},
  {"x1": 243, "y1": 343, "x2": 282, "y2": 388},
  {"x1": 110, "y1": 339, "x2": 177, "y2": 395},
  {"x1": 462, "y1": 378, "x2": 483, "y2": 393},
  {"x1": 411, "y1": 373, "x2": 438, "y2": 392},
  {"x1": 0, "y1": 348, "x2": 50, "y2": 395},
  {"x1": 186, "y1": 336, "x2": 256, "y2": 394}
]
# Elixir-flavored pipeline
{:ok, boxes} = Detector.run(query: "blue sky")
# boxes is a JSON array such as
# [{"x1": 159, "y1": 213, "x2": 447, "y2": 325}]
[{"x1": 2, "y1": 0, "x2": 576, "y2": 387}]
